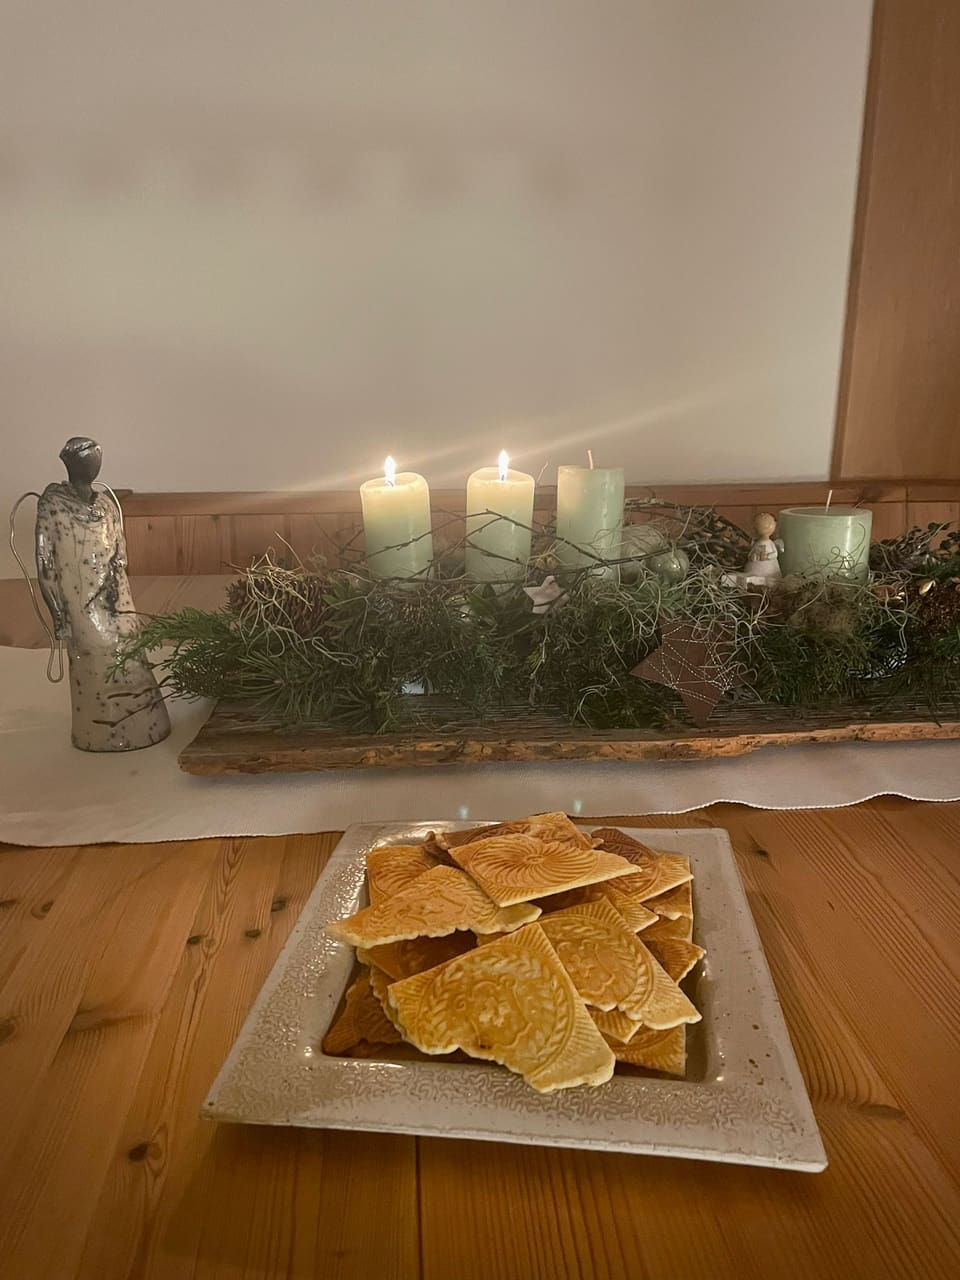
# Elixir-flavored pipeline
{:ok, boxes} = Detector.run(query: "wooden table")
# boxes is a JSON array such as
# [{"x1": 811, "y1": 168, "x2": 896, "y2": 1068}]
[
  {"x1": 2, "y1": 805, "x2": 960, "y2": 1279},
  {"x1": 2, "y1": 578, "x2": 960, "y2": 1278}
]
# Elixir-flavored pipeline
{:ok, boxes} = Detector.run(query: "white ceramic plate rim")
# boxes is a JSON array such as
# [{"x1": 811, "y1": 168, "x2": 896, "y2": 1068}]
[{"x1": 203, "y1": 823, "x2": 826, "y2": 1171}]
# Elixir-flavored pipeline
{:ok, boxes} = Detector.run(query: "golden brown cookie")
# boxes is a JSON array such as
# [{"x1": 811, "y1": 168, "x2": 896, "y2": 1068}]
[
  {"x1": 386, "y1": 923, "x2": 615, "y2": 1092},
  {"x1": 366, "y1": 844, "x2": 438, "y2": 906},
  {"x1": 589, "y1": 830, "x2": 693, "y2": 902},
  {"x1": 439, "y1": 811, "x2": 596, "y2": 851},
  {"x1": 644, "y1": 879, "x2": 694, "y2": 920},
  {"x1": 535, "y1": 880, "x2": 659, "y2": 932},
  {"x1": 590, "y1": 1007, "x2": 643, "y2": 1044},
  {"x1": 321, "y1": 971, "x2": 404, "y2": 1055},
  {"x1": 610, "y1": 1025, "x2": 687, "y2": 1077},
  {"x1": 330, "y1": 865, "x2": 541, "y2": 947},
  {"x1": 537, "y1": 898, "x2": 700, "y2": 1029},
  {"x1": 357, "y1": 932, "x2": 476, "y2": 981},
  {"x1": 449, "y1": 833, "x2": 636, "y2": 907},
  {"x1": 646, "y1": 938, "x2": 704, "y2": 983},
  {"x1": 642, "y1": 913, "x2": 694, "y2": 943}
]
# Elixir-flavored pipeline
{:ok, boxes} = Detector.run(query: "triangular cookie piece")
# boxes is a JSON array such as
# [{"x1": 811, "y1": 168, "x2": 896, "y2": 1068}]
[
  {"x1": 644, "y1": 879, "x2": 693, "y2": 920},
  {"x1": 366, "y1": 964, "x2": 406, "y2": 1035},
  {"x1": 386, "y1": 923, "x2": 615, "y2": 1093},
  {"x1": 591, "y1": 827, "x2": 660, "y2": 859},
  {"x1": 357, "y1": 932, "x2": 475, "y2": 981},
  {"x1": 538, "y1": 898, "x2": 700, "y2": 1029},
  {"x1": 609, "y1": 1025, "x2": 687, "y2": 1077},
  {"x1": 366, "y1": 844, "x2": 438, "y2": 906},
  {"x1": 321, "y1": 971, "x2": 403, "y2": 1055},
  {"x1": 598, "y1": 878, "x2": 662, "y2": 931},
  {"x1": 449, "y1": 833, "x2": 636, "y2": 907},
  {"x1": 591, "y1": 1007, "x2": 643, "y2": 1044},
  {"x1": 535, "y1": 881, "x2": 659, "y2": 933},
  {"x1": 590, "y1": 831, "x2": 693, "y2": 902},
  {"x1": 646, "y1": 938, "x2": 704, "y2": 983},
  {"x1": 439, "y1": 811, "x2": 597, "y2": 852},
  {"x1": 644, "y1": 913, "x2": 694, "y2": 943},
  {"x1": 330, "y1": 865, "x2": 540, "y2": 947}
]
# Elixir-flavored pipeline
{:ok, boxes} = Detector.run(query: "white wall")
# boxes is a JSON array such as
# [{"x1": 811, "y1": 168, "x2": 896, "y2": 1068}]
[{"x1": 1, "y1": 1, "x2": 872, "y2": 574}]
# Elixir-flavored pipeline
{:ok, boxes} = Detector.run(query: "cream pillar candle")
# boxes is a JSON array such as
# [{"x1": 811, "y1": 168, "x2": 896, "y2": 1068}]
[
  {"x1": 555, "y1": 460, "x2": 625, "y2": 568},
  {"x1": 360, "y1": 456, "x2": 434, "y2": 579},
  {"x1": 465, "y1": 451, "x2": 535, "y2": 581}
]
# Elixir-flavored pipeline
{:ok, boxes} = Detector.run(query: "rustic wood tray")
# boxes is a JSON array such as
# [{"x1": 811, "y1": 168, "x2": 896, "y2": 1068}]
[{"x1": 178, "y1": 691, "x2": 960, "y2": 774}]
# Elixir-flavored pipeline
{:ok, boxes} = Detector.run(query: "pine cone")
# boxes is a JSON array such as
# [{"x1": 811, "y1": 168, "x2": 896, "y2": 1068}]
[
  {"x1": 227, "y1": 572, "x2": 330, "y2": 637},
  {"x1": 912, "y1": 578, "x2": 960, "y2": 633}
]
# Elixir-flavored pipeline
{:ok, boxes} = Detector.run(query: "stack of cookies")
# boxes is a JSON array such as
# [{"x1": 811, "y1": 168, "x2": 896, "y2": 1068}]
[{"x1": 323, "y1": 813, "x2": 703, "y2": 1093}]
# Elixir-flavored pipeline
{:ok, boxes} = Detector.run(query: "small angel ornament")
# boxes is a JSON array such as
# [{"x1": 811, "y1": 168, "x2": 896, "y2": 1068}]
[{"x1": 743, "y1": 512, "x2": 783, "y2": 582}]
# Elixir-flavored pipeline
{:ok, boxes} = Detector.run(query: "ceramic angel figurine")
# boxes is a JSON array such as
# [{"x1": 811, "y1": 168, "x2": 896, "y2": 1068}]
[
  {"x1": 743, "y1": 512, "x2": 783, "y2": 582},
  {"x1": 33, "y1": 438, "x2": 171, "y2": 751}
]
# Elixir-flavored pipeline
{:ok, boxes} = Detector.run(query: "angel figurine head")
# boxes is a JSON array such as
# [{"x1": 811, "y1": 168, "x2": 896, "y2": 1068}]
[
  {"x1": 743, "y1": 512, "x2": 783, "y2": 580},
  {"x1": 58, "y1": 437, "x2": 103, "y2": 497}
]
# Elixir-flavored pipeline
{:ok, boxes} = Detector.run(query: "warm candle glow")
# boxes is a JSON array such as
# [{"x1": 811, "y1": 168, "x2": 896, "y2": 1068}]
[
  {"x1": 465, "y1": 454, "x2": 536, "y2": 582},
  {"x1": 360, "y1": 459, "x2": 434, "y2": 577}
]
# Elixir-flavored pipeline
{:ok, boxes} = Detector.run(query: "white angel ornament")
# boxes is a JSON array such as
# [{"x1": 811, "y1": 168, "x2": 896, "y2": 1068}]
[{"x1": 743, "y1": 512, "x2": 783, "y2": 582}]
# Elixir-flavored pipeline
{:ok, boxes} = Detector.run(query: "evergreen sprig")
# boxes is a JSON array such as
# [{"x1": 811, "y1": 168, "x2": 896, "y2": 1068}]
[{"x1": 116, "y1": 513, "x2": 960, "y2": 732}]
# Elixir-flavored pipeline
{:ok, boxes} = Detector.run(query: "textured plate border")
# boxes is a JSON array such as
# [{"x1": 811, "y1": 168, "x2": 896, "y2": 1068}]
[{"x1": 203, "y1": 823, "x2": 826, "y2": 1171}]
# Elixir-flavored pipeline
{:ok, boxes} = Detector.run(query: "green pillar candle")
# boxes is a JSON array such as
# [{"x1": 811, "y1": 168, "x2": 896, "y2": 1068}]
[
  {"x1": 777, "y1": 506, "x2": 873, "y2": 583},
  {"x1": 555, "y1": 464, "x2": 625, "y2": 569}
]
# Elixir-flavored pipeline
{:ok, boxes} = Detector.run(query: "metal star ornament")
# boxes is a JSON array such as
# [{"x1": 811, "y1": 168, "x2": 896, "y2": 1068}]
[{"x1": 631, "y1": 622, "x2": 741, "y2": 725}]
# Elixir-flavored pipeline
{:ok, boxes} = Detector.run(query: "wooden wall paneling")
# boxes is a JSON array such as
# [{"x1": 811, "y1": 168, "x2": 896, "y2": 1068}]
[
  {"x1": 905, "y1": 501, "x2": 960, "y2": 533},
  {"x1": 833, "y1": 0, "x2": 960, "y2": 479},
  {"x1": 121, "y1": 516, "x2": 161, "y2": 575},
  {"x1": 218, "y1": 514, "x2": 292, "y2": 572},
  {"x1": 117, "y1": 482, "x2": 960, "y2": 576},
  {"x1": 123, "y1": 516, "x2": 223, "y2": 574},
  {"x1": 286, "y1": 514, "x2": 338, "y2": 567},
  {"x1": 832, "y1": 0, "x2": 884, "y2": 481},
  {"x1": 867, "y1": 501, "x2": 909, "y2": 542},
  {"x1": 171, "y1": 514, "x2": 221, "y2": 573},
  {"x1": 118, "y1": 482, "x2": 908, "y2": 520}
]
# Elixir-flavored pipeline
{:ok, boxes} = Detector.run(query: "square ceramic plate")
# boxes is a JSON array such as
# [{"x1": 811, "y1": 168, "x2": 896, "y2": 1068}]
[{"x1": 204, "y1": 823, "x2": 826, "y2": 1171}]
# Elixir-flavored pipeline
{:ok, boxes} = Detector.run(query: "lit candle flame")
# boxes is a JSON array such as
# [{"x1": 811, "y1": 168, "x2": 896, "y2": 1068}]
[
  {"x1": 384, "y1": 455, "x2": 396, "y2": 487},
  {"x1": 498, "y1": 449, "x2": 509, "y2": 482}
]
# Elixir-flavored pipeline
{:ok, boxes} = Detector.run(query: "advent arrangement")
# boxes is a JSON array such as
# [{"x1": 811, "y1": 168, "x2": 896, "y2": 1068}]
[{"x1": 116, "y1": 453, "x2": 960, "y2": 741}]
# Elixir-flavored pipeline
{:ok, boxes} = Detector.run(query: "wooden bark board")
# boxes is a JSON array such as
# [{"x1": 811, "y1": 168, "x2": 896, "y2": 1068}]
[{"x1": 178, "y1": 695, "x2": 960, "y2": 774}]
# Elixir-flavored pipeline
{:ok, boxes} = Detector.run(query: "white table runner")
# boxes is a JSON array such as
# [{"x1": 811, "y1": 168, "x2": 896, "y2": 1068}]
[{"x1": 2, "y1": 646, "x2": 959, "y2": 847}]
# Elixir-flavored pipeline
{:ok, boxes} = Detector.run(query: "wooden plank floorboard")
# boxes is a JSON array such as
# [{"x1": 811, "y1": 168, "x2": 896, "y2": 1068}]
[
  {"x1": 0, "y1": 840, "x2": 218, "y2": 1279},
  {"x1": 0, "y1": 845, "x2": 83, "y2": 988},
  {"x1": 0, "y1": 842, "x2": 175, "y2": 1186},
  {"x1": 76, "y1": 835, "x2": 292, "y2": 1280}
]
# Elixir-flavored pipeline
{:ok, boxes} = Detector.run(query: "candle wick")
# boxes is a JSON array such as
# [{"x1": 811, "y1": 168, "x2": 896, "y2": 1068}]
[
  {"x1": 587, "y1": 449, "x2": 594, "y2": 470},
  {"x1": 825, "y1": 488, "x2": 833, "y2": 513}
]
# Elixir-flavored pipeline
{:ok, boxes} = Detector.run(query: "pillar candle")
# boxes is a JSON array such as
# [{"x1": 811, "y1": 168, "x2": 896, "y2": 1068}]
[
  {"x1": 777, "y1": 506, "x2": 873, "y2": 583},
  {"x1": 465, "y1": 451, "x2": 535, "y2": 581},
  {"x1": 360, "y1": 456, "x2": 434, "y2": 579},
  {"x1": 555, "y1": 463, "x2": 625, "y2": 569}
]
